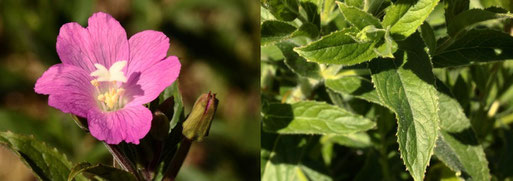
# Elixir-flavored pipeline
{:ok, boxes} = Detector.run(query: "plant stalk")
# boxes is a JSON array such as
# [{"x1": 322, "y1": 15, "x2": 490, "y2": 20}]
[
  {"x1": 104, "y1": 143, "x2": 143, "y2": 180},
  {"x1": 162, "y1": 137, "x2": 192, "y2": 181}
]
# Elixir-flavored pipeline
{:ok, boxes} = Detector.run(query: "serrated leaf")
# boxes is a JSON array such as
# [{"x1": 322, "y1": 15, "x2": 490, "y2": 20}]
[
  {"x1": 382, "y1": 0, "x2": 440, "y2": 40},
  {"x1": 434, "y1": 80, "x2": 491, "y2": 181},
  {"x1": 68, "y1": 162, "x2": 137, "y2": 181},
  {"x1": 337, "y1": 2, "x2": 382, "y2": 30},
  {"x1": 276, "y1": 41, "x2": 321, "y2": 78},
  {"x1": 447, "y1": 8, "x2": 513, "y2": 37},
  {"x1": 262, "y1": 135, "x2": 332, "y2": 181},
  {"x1": 345, "y1": 0, "x2": 364, "y2": 9},
  {"x1": 294, "y1": 28, "x2": 379, "y2": 65},
  {"x1": 325, "y1": 76, "x2": 382, "y2": 105},
  {"x1": 261, "y1": 0, "x2": 299, "y2": 21},
  {"x1": 369, "y1": 33, "x2": 439, "y2": 181},
  {"x1": 419, "y1": 22, "x2": 436, "y2": 55},
  {"x1": 433, "y1": 29, "x2": 513, "y2": 68},
  {"x1": 262, "y1": 101, "x2": 375, "y2": 134},
  {"x1": 0, "y1": 131, "x2": 72, "y2": 181}
]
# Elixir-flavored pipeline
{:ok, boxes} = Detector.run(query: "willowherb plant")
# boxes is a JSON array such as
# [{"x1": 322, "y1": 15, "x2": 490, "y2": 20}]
[
  {"x1": 0, "y1": 12, "x2": 219, "y2": 181},
  {"x1": 261, "y1": 0, "x2": 513, "y2": 180}
]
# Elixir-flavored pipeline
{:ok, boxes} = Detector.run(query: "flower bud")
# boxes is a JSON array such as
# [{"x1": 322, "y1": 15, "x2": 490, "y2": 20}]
[
  {"x1": 149, "y1": 111, "x2": 170, "y2": 141},
  {"x1": 182, "y1": 92, "x2": 218, "y2": 142}
]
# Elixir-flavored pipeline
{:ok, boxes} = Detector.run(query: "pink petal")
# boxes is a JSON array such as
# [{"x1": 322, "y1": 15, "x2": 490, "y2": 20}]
[
  {"x1": 56, "y1": 22, "x2": 96, "y2": 72},
  {"x1": 87, "y1": 105, "x2": 152, "y2": 144},
  {"x1": 125, "y1": 56, "x2": 181, "y2": 106},
  {"x1": 34, "y1": 64, "x2": 96, "y2": 117},
  {"x1": 86, "y1": 12, "x2": 129, "y2": 69},
  {"x1": 127, "y1": 30, "x2": 170, "y2": 74}
]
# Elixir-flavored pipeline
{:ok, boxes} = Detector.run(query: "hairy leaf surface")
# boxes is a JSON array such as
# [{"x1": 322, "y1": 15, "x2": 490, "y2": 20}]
[
  {"x1": 369, "y1": 34, "x2": 439, "y2": 181},
  {"x1": 434, "y1": 81, "x2": 491, "y2": 181},
  {"x1": 294, "y1": 28, "x2": 378, "y2": 65},
  {"x1": 382, "y1": 0, "x2": 440, "y2": 39}
]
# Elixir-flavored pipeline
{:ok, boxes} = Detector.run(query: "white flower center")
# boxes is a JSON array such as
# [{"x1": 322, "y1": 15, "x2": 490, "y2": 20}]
[{"x1": 90, "y1": 61, "x2": 128, "y2": 111}]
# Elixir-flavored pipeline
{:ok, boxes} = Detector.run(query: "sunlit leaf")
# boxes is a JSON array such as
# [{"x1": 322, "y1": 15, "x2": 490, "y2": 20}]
[
  {"x1": 261, "y1": 0, "x2": 299, "y2": 21},
  {"x1": 262, "y1": 101, "x2": 375, "y2": 134},
  {"x1": 294, "y1": 28, "x2": 379, "y2": 65},
  {"x1": 369, "y1": 33, "x2": 439, "y2": 181},
  {"x1": 262, "y1": 135, "x2": 332, "y2": 181},
  {"x1": 447, "y1": 8, "x2": 513, "y2": 37},
  {"x1": 382, "y1": 0, "x2": 440, "y2": 40}
]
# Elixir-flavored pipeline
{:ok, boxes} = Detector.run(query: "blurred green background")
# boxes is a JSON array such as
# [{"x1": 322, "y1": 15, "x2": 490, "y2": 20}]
[{"x1": 0, "y1": 0, "x2": 260, "y2": 180}]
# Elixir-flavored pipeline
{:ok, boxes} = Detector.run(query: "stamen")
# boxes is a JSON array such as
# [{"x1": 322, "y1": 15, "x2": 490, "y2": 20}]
[
  {"x1": 97, "y1": 94, "x2": 105, "y2": 102},
  {"x1": 90, "y1": 61, "x2": 129, "y2": 111},
  {"x1": 91, "y1": 79, "x2": 99, "y2": 87}
]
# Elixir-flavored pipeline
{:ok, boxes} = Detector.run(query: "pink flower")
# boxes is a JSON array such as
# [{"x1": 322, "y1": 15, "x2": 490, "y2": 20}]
[{"x1": 34, "y1": 12, "x2": 181, "y2": 144}]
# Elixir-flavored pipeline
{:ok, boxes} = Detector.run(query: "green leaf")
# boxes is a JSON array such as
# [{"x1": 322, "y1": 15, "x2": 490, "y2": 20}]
[
  {"x1": 292, "y1": 23, "x2": 320, "y2": 39},
  {"x1": 480, "y1": 0, "x2": 513, "y2": 11},
  {"x1": 382, "y1": 0, "x2": 440, "y2": 40},
  {"x1": 369, "y1": 33, "x2": 439, "y2": 181},
  {"x1": 294, "y1": 28, "x2": 379, "y2": 65},
  {"x1": 261, "y1": 21, "x2": 320, "y2": 46},
  {"x1": 261, "y1": 0, "x2": 299, "y2": 21},
  {"x1": 261, "y1": 20, "x2": 297, "y2": 45},
  {"x1": 261, "y1": 131, "x2": 278, "y2": 176},
  {"x1": 68, "y1": 162, "x2": 137, "y2": 181},
  {"x1": 419, "y1": 22, "x2": 436, "y2": 55},
  {"x1": 262, "y1": 101, "x2": 375, "y2": 134},
  {"x1": 322, "y1": 132, "x2": 372, "y2": 148},
  {"x1": 374, "y1": 27, "x2": 398, "y2": 58},
  {"x1": 325, "y1": 76, "x2": 382, "y2": 105},
  {"x1": 447, "y1": 8, "x2": 513, "y2": 37},
  {"x1": 434, "y1": 80, "x2": 491, "y2": 181},
  {"x1": 444, "y1": 0, "x2": 469, "y2": 27},
  {"x1": 301, "y1": 1, "x2": 321, "y2": 27},
  {"x1": 262, "y1": 135, "x2": 332, "y2": 181},
  {"x1": 337, "y1": 2, "x2": 382, "y2": 30},
  {"x1": 159, "y1": 81, "x2": 184, "y2": 129},
  {"x1": 345, "y1": 0, "x2": 364, "y2": 9},
  {"x1": 319, "y1": 0, "x2": 336, "y2": 24},
  {"x1": 276, "y1": 41, "x2": 321, "y2": 78},
  {"x1": 433, "y1": 29, "x2": 513, "y2": 68},
  {"x1": 0, "y1": 131, "x2": 72, "y2": 181}
]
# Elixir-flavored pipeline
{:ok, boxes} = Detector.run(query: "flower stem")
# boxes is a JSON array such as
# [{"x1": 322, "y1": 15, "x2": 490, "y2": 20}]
[
  {"x1": 162, "y1": 138, "x2": 192, "y2": 181},
  {"x1": 104, "y1": 143, "x2": 143, "y2": 180}
]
